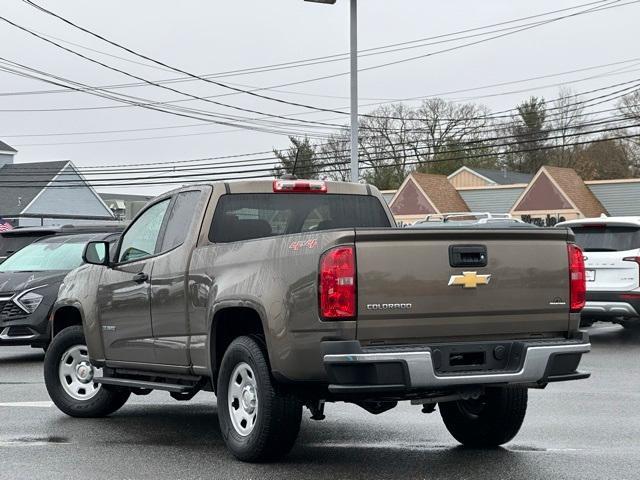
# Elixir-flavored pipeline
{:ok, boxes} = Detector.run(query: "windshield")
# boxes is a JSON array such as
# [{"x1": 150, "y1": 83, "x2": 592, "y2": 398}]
[
  {"x1": 571, "y1": 225, "x2": 640, "y2": 252},
  {"x1": 0, "y1": 237, "x2": 89, "y2": 272}
]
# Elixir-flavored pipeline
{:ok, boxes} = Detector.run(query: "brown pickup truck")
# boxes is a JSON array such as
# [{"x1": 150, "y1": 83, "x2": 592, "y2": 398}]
[{"x1": 44, "y1": 179, "x2": 590, "y2": 462}]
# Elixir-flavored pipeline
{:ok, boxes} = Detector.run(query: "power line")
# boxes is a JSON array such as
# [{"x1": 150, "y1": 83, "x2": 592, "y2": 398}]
[
  {"x1": 0, "y1": 58, "x2": 339, "y2": 140},
  {"x1": 6, "y1": 105, "x2": 640, "y2": 175},
  {"x1": 3, "y1": 118, "x2": 639, "y2": 181},
  {"x1": 6, "y1": 99, "x2": 640, "y2": 174},
  {"x1": 10, "y1": 76, "x2": 639, "y2": 149},
  {"x1": 4, "y1": 57, "x2": 640, "y2": 139},
  {"x1": 16, "y1": 0, "x2": 636, "y2": 122},
  {"x1": 0, "y1": 16, "x2": 347, "y2": 130},
  {"x1": 2, "y1": 128, "x2": 638, "y2": 189},
  {"x1": 0, "y1": 0, "x2": 618, "y2": 100}
]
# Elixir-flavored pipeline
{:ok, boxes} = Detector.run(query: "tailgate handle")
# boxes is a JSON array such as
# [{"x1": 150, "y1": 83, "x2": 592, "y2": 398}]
[{"x1": 449, "y1": 245, "x2": 488, "y2": 268}]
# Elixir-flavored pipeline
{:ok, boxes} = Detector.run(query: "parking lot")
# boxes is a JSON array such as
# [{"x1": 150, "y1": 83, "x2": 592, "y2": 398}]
[{"x1": 0, "y1": 323, "x2": 636, "y2": 480}]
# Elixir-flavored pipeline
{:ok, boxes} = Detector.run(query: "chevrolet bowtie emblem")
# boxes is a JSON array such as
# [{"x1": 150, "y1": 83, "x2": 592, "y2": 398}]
[{"x1": 448, "y1": 271, "x2": 491, "y2": 289}]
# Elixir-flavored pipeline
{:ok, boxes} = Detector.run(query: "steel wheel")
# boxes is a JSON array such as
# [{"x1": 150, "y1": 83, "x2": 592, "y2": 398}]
[
  {"x1": 58, "y1": 344, "x2": 101, "y2": 401},
  {"x1": 228, "y1": 362, "x2": 259, "y2": 437},
  {"x1": 456, "y1": 397, "x2": 488, "y2": 419}
]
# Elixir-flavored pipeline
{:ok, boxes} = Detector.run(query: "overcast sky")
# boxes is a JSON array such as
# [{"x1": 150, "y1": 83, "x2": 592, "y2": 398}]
[{"x1": 0, "y1": 0, "x2": 638, "y2": 195}]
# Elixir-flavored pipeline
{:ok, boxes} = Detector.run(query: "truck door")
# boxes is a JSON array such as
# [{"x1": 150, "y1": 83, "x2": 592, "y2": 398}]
[
  {"x1": 150, "y1": 189, "x2": 207, "y2": 366},
  {"x1": 98, "y1": 198, "x2": 171, "y2": 364}
]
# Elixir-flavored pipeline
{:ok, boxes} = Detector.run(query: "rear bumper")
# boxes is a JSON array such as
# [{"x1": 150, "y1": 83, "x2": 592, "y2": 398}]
[
  {"x1": 322, "y1": 333, "x2": 590, "y2": 394},
  {"x1": 583, "y1": 291, "x2": 640, "y2": 320}
]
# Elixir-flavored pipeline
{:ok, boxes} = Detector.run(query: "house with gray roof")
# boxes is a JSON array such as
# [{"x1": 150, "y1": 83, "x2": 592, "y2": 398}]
[
  {"x1": 448, "y1": 166, "x2": 534, "y2": 188},
  {"x1": 0, "y1": 140, "x2": 17, "y2": 168},
  {"x1": 0, "y1": 142, "x2": 115, "y2": 227}
]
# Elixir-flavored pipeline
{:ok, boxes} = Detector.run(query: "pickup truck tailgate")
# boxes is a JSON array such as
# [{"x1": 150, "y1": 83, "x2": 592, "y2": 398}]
[{"x1": 355, "y1": 228, "x2": 572, "y2": 342}]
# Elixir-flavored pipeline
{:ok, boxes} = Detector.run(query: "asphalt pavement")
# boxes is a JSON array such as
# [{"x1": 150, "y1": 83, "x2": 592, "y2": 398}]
[{"x1": 1, "y1": 323, "x2": 639, "y2": 480}]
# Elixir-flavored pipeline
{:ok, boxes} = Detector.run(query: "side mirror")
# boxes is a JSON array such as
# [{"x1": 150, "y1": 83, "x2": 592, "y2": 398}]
[{"x1": 83, "y1": 241, "x2": 111, "y2": 266}]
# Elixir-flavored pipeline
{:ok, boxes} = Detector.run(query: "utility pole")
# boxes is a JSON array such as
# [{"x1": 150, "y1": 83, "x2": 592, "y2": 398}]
[
  {"x1": 304, "y1": 0, "x2": 358, "y2": 182},
  {"x1": 349, "y1": 0, "x2": 358, "y2": 182}
]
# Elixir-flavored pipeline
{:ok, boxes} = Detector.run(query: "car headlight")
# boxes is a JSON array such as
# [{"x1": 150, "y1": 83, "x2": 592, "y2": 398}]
[{"x1": 14, "y1": 287, "x2": 46, "y2": 314}]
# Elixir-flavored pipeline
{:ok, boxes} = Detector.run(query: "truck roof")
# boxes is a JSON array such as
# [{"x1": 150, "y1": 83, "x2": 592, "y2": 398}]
[{"x1": 164, "y1": 179, "x2": 373, "y2": 197}]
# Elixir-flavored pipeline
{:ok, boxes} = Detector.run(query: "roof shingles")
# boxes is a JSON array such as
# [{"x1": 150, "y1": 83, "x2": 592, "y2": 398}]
[
  {"x1": 543, "y1": 166, "x2": 608, "y2": 218},
  {"x1": 0, "y1": 161, "x2": 68, "y2": 215},
  {"x1": 411, "y1": 172, "x2": 469, "y2": 213},
  {"x1": 471, "y1": 168, "x2": 534, "y2": 185}
]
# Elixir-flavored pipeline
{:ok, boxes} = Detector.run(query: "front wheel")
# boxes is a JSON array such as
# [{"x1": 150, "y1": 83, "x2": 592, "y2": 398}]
[
  {"x1": 217, "y1": 336, "x2": 302, "y2": 462},
  {"x1": 44, "y1": 325, "x2": 130, "y2": 417},
  {"x1": 439, "y1": 386, "x2": 528, "y2": 447}
]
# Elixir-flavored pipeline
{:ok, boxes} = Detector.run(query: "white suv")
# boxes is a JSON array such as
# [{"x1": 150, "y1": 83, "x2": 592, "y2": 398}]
[{"x1": 557, "y1": 217, "x2": 640, "y2": 328}]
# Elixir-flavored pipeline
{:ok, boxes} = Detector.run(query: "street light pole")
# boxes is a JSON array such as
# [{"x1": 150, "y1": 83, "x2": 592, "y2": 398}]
[
  {"x1": 304, "y1": 0, "x2": 358, "y2": 182},
  {"x1": 349, "y1": 0, "x2": 358, "y2": 183}
]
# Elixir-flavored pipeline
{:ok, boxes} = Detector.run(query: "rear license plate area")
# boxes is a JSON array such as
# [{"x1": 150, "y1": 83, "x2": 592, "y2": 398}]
[
  {"x1": 449, "y1": 351, "x2": 485, "y2": 367},
  {"x1": 432, "y1": 342, "x2": 524, "y2": 374}
]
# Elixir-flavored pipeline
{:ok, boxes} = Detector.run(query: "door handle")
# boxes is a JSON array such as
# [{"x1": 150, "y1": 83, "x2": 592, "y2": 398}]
[{"x1": 132, "y1": 272, "x2": 148, "y2": 284}]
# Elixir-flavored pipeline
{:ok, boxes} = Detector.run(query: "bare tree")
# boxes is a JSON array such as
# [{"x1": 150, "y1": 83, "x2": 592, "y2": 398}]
[
  {"x1": 317, "y1": 128, "x2": 351, "y2": 182},
  {"x1": 358, "y1": 103, "x2": 421, "y2": 189},
  {"x1": 551, "y1": 87, "x2": 587, "y2": 168},
  {"x1": 412, "y1": 98, "x2": 496, "y2": 174},
  {"x1": 617, "y1": 91, "x2": 640, "y2": 172},
  {"x1": 618, "y1": 90, "x2": 640, "y2": 120}
]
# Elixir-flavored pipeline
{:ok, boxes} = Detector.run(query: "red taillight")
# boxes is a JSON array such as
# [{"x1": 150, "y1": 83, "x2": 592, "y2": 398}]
[
  {"x1": 319, "y1": 246, "x2": 356, "y2": 319},
  {"x1": 568, "y1": 243, "x2": 586, "y2": 312},
  {"x1": 623, "y1": 256, "x2": 640, "y2": 289},
  {"x1": 273, "y1": 179, "x2": 327, "y2": 193}
]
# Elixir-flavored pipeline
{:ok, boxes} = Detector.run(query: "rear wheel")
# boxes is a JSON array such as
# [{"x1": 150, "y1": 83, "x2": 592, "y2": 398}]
[
  {"x1": 44, "y1": 325, "x2": 130, "y2": 417},
  {"x1": 217, "y1": 336, "x2": 302, "y2": 462},
  {"x1": 439, "y1": 386, "x2": 527, "y2": 447}
]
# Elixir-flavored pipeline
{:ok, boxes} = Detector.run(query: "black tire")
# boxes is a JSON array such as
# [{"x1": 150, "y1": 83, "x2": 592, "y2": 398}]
[
  {"x1": 620, "y1": 320, "x2": 640, "y2": 330},
  {"x1": 439, "y1": 386, "x2": 528, "y2": 447},
  {"x1": 579, "y1": 318, "x2": 595, "y2": 328},
  {"x1": 217, "y1": 336, "x2": 302, "y2": 462},
  {"x1": 44, "y1": 325, "x2": 130, "y2": 418}
]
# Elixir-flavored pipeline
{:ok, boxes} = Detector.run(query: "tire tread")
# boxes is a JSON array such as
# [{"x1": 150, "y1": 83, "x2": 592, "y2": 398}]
[{"x1": 439, "y1": 386, "x2": 528, "y2": 447}]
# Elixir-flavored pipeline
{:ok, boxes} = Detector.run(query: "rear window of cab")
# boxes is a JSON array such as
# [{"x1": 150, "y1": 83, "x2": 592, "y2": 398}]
[{"x1": 209, "y1": 193, "x2": 391, "y2": 243}]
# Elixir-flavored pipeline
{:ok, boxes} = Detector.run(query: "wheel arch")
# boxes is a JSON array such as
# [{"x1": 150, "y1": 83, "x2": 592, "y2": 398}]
[
  {"x1": 51, "y1": 304, "x2": 84, "y2": 339},
  {"x1": 208, "y1": 304, "x2": 268, "y2": 383}
]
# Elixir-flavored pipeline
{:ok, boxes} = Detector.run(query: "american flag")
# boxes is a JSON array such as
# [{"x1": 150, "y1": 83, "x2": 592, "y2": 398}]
[{"x1": 0, "y1": 218, "x2": 13, "y2": 232}]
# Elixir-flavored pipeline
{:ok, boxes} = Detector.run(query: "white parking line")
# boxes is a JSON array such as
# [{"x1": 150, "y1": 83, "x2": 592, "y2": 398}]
[{"x1": 0, "y1": 401, "x2": 53, "y2": 408}]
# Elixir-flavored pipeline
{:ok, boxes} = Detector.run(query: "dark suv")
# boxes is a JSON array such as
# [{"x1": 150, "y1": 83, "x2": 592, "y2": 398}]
[
  {"x1": 0, "y1": 224, "x2": 126, "y2": 264},
  {"x1": 0, "y1": 232, "x2": 121, "y2": 350}
]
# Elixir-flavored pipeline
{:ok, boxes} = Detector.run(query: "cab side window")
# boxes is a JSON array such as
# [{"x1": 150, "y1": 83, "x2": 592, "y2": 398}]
[
  {"x1": 118, "y1": 199, "x2": 170, "y2": 263},
  {"x1": 160, "y1": 191, "x2": 201, "y2": 252}
]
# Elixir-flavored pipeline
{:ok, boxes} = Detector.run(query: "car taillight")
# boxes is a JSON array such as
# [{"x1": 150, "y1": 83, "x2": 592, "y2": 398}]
[
  {"x1": 623, "y1": 256, "x2": 640, "y2": 289},
  {"x1": 273, "y1": 179, "x2": 327, "y2": 193},
  {"x1": 319, "y1": 246, "x2": 356, "y2": 319},
  {"x1": 568, "y1": 243, "x2": 586, "y2": 312}
]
